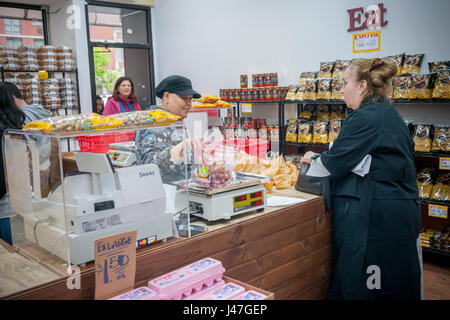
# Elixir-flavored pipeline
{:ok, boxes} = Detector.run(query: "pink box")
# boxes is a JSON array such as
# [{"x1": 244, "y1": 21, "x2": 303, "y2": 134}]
[
  {"x1": 147, "y1": 258, "x2": 225, "y2": 300},
  {"x1": 233, "y1": 290, "x2": 268, "y2": 300},
  {"x1": 108, "y1": 286, "x2": 158, "y2": 300},
  {"x1": 191, "y1": 282, "x2": 245, "y2": 300},
  {"x1": 182, "y1": 280, "x2": 225, "y2": 300}
]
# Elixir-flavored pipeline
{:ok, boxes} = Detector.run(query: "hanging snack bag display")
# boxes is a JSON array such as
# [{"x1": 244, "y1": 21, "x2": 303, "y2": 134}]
[
  {"x1": 431, "y1": 125, "x2": 449, "y2": 152},
  {"x1": 285, "y1": 119, "x2": 298, "y2": 142},
  {"x1": 318, "y1": 61, "x2": 335, "y2": 79},
  {"x1": 304, "y1": 79, "x2": 318, "y2": 100},
  {"x1": 285, "y1": 85, "x2": 299, "y2": 101},
  {"x1": 331, "y1": 60, "x2": 350, "y2": 79},
  {"x1": 410, "y1": 74, "x2": 434, "y2": 99},
  {"x1": 393, "y1": 76, "x2": 413, "y2": 99},
  {"x1": 298, "y1": 104, "x2": 315, "y2": 121},
  {"x1": 386, "y1": 53, "x2": 405, "y2": 76},
  {"x1": 312, "y1": 121, "x2": 329, "y2": 144},
  {"x1": 330, "y1": 104, "x2": 345, "y2": 120},
  {"x1": 431, "y1": 69, "x2": 450, "y2": 99},
  {"x1": 417, "y1": 167, "x2": 435, "y2": 199},
  {"x1": 412, "y1": 123, "x2": 433, "y2": 152},
  {"x1": 331, "y1": 79, "x2": 344, "y2": 100},
  {"x1": 400, "y1": 54, "x2": 424, "y2": 75},
  {"x1": 315, "y1": 104, "x2": 330, "y2": 121},
  {"x1": 431, "y1": 172, "x2": 449, "y2": 201},
  {"x1": 428, "y1": 61, "x2": 450, "y2": 73},
  {"x1": 297, "y1": 121, "x2": 313, "y2": 143},
  {"x1": 328, "y1": 119, "x2": 342, "y2": 142},
  {"x1": 317, "y1": 79, "x2": 332, "y2": 100}
]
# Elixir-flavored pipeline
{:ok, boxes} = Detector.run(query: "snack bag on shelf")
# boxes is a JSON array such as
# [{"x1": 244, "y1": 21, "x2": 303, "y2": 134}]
[
  {"x1": 298, "y1": 104, "x2": 315, "y2": 121},
  {"x1": 400, "y1": 54, "x2": 424, "y2": 75},
  {"x1": 410, "y1": 74, "x2": 434, "y2": 99},
  {"x1": 393, "y1": 76, "x2": 412, "y2": 99},
  {"x1": 312, "y1": 121, "x2": 329, "y2": 144},
  {"x1": 317, "y1": 79, "x2": 332, "y2": 100},
  {"x1": 412, "y1": 123, "x2": 432, "y2": 152},
  {"x1": 431, "y1": 125, "x2": 449, "y2": 152},
  {"x1": 431, "y1": 70, "x2": 450, "y2": 99},
  {"x1": 299, "y1": 72, "x2": 316, "y2": 85},
  {"x1": 23, "y1": 113, "x2": 121, "y2": 133},
  {"x1": 328, "y1": 119, "x2": 342, "y2": 142},
  {"x1": 315, "y1": 104, "x2": 330, "y2": 121},
  {"x1": 428, "y1": 61, "x2": 450, "y2": 73},
  {"x1": 199, "y1": 94, "x2": 220, "y2": 103},
  {"x1": 330, "y1": 104, "x2": 345, "y2": 120},
  {"x1": 318, "y1": 61, "x2": 335, "y2": 79},
  {"x1": 386, "y1": 53, "x2": 405, "y2": 76},
  {"x1": 294, "y1": 83, "x2": 305, "y2": 101},
  {"x1": 285, "y1": 119, "x2": 298, "y2": 142},
  {"x1": 297, "y1": 121, "x2": 313, "y2": 143},
  {"x1": 431, "y1": 172, "x2": 449, "y2": 201},
  {"x1": 331, "y1": 79, "x2": 344, "y2": 100},
  {"x1": 285, "y1": 86, "x2": 299, "y2": 101},
  {"x1": 332, "y1": 60, "x2": 350, "y2": 79},
  {"x1": 111, "y1": 109, "x2": 180, "y2": 128},
  {"x1": 304, "y1": 79, "x2": 317, "y2": 100},
  {"x1": 417, "y1": 168, "x2": 435, "y2": 199}
]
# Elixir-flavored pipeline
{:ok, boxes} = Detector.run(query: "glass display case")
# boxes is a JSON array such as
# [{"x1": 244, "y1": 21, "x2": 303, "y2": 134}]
[{"x1": 2, "y1": 124, "x2": 191, "y2": 269}]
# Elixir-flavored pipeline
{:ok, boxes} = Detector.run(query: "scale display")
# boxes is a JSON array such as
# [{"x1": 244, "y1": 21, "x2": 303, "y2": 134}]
[{"x1": 233, "y1": 191, "x2": 264, "y2": 212}]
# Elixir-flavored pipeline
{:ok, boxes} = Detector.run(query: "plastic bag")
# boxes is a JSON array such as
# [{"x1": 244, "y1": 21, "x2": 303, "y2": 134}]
[
  {"x1": 412, "y1": 124, "x2": 432, "y2": 152},
  {"x1": 431, "y1": 172, "x2": 449, "y2": 201},
  {"x1": 294, "y1": 83, "x2": 305, "y2": 101},
  {"x1": 285, "y1": 85, "x2": 299, "y2": 101},
  {"x1": 331, "y1": 79, "x2": 344, "y2": 100},
  {"x1": 317, "y1": 79, "x2": 332, "y2": 100},
  {"x1": 23, "y1": 113, "x2": 121, "y2": 133},
  {"x1": 111, "y1": 109, "x2": 180, "y2": 128},
  {"x1": 431, "y1": 126, "x2": 449, "y2": 152},
  {"x1": 329, "y1": 119, "x2": 342, "y2": 142},
  {"x1": 313, "y1": 121, "x2": 329, "y2": 144},
  {"x1": 315, "y1": 104, "x2": 330, "y2": 121},
  {"x1": 393, "y1": 76, "x2": 412, "y2": 99},
  {"x1": 285, "y1": 119, "x2": 298, "y2": 142},
  {"x1": 417, "y1": 167, "x2": 435, "y2": 199},
  {"x1": 199, "y1": 94, "x2": 220, "y2": 103},
  {"x1": 432, "y1": 70, "x2": 450, "y2": 99},
  {"x1": 330, "y1": 105, "x2": 345, "y2": 120},
  {"x1": 299, "y1": 72, "x2": 316, "y2": 85},
  {"x1": 332, "y1": 60, "x2": 350, "y2": 79},
  {"x1": 304, "y1": 79, "x2": 317, "y2": 100},
  {"x1": 387, "y1": 53, "x2": 405, "y2": 76},
  {"x1": 318, "y1": 61, "x2": 334, "y2": 79},
  {"x1": 410, "y1": 74, "x2": 434, "y2": 99},
  {"x1": 400, "y1": 54, "x2": 424, "y2": 75},
  {"x1": 428, "y1": 61, "x2": 450, "y2": 73},
  {"x1": 298, "y1": 105, "x2": 315, "y2": 121},
  {"x1": 298, "y1": 121, "x2": 313, "y2": 143}
]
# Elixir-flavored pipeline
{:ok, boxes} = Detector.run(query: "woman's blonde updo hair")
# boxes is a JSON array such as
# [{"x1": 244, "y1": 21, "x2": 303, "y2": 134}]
[{"x1": 349, "y1": 58, "x2": 397, "y2": 98}]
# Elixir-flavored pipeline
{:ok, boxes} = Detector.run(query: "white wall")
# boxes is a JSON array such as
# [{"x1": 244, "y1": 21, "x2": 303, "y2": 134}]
[{"x1": 152, "y1": 0, "x2": 450, "y2": 124}]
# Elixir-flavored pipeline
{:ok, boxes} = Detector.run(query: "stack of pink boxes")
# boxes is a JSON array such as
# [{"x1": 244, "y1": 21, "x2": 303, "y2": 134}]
[{"x1": 109, "y1": 257, "x2": 267, "y2": 300}]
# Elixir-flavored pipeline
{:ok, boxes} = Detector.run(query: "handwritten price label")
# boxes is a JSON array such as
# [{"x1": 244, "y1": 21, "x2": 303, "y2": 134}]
[
  {"x1": 241, "y1": 103, "x2": 252, "y2": 113},
  {"x1": 439, "y1": 157, "x2": 450, "y2": 170},
  {"x1": 428, "y1": 204, "x2": 448, "y2": 219},
  {"x1": 353, "y1": 30, "x2": 381, "y2": 53}
]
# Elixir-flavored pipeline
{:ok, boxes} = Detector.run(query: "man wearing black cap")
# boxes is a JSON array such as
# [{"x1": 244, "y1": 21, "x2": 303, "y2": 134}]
[{"x1": 135, "y1": 75, "x2": 201, "y2": 184}]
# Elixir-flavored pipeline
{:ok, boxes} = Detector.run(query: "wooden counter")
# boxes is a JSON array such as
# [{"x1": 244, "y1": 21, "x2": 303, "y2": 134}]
[{"x1": 2, "y1": 189, "x2": 331, "y2": 300}]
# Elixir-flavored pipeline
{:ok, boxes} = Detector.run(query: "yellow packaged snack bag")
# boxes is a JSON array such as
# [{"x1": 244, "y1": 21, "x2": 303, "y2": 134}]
[
  {"x1": 298, "y1": 104, "x2": 315, "y2": 121},
  {"x1": 410, "y1": 74, "x2": 434, "y2": 99},
  {"x1": 393, "y1": 76, "x2": 412, "y2": 99},
  {"x1": 199, "y1": 94, "x2": 220, "y2": 103},
  {"x1": 387, "y1": 53, "x2": 405, "y2": 77},
  {"x1": 428, "y1": 61, "x2": 450, "y2": 73},
  {"x1": 299, "y1": 72, "x2": 316, "y2": 85},
  {"x1": 400, "y1": 54, "x2": 424, "y2": 75},
  {"x1": 298, "y1": 121, "x2": 313, "y2": 143},
  {"x1": 329, "y1": 119, "x2": 342, "y2": 142},
  {"x1": 315, "y1": 104, "x2": 330, "y2": 121},
  {"x1": 318, "y1": 61, "x2": 334, "y2": 79},
  {"x1": 431, "y1": 173, "x2": 449, "y2": 201},
  {"x1": 313, "y1": 121, "x2": 329, "y2": 144},
  {"x1": 417, "y1": 167, "x2": 434, "y2": 199},
  {"x1": 215, "y1": 100, "x2": 232, "y2": 108},
  {"x1": 192, "y1": 102, "x2": 217, "y2": 109},
  {"x1": 412, "y1": 124, "x2": 432, "y2": 152},
  {"x1": 23, "y1": 113, "x2": 121, "y2": 133},
  {"x1": 331, "y1": 79, "x2": 344, "y2": 100},
  {"x1": 111, "y1": 109, "x2": 180, "y2": 128},
  {"x1": 294, "y1": 83, "x2": 305, "y2": 101},
  {"x1": 304, "y1": 79, "x2": 317, "y2": 100},
  {"x1": 330, "y1": 105, "x2": 345, "y2": 120},
  {"x1": 285, "y1": 85, "x2": 299, "y2": 101},
  {"x1": 285, "y1": 119, "x2": 298, "y2": 142},
  {"x1": 431, "y1": 126, "x2": 449, "y2": 152},
  {"x1": 331, "y1": 60, "x2": 350, "y2": 78},
  {"x1": 317, "y1": 79, "x2": 332, "y2": 100},
  {"x1": 432, "y1": 70, "x2": 450, "y2": 99}
]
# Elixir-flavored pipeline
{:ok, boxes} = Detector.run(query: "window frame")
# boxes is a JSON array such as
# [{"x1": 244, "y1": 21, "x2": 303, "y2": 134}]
[{"x1": 85, "y1": 0, "x2": 156, "y2": 111}]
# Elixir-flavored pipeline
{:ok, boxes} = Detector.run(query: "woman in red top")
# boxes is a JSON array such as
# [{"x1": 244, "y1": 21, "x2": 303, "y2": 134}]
[{"x1": 103, "y1": 76, "x2": 141, "y2": 115}]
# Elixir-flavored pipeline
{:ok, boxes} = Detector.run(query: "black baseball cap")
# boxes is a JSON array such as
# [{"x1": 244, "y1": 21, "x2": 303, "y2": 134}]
[{"x1": 155, "y1": 75, "x2": 201, "y2": 99}]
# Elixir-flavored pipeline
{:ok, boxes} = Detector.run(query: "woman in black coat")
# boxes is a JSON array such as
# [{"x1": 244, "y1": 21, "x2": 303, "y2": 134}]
[
  {"x1": 0, "y1": 82, "x2": 26, "y2": 244},
  {"x1": 301, "y1": 58, "x2": 421, "y2": 300}
]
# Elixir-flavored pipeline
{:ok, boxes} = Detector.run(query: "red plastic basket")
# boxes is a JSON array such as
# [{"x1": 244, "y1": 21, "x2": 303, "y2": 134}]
[{"x1": 76, "y1": 132, "x2": 135, "y2": 153}]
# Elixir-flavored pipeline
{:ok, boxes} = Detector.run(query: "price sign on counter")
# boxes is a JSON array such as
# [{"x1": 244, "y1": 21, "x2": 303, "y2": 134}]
[
  {"x1": 94, "y1": 230, "x2": 137, "y2": 300},
  {"x1": 428, "y1": 204, "x2": 448, "y2": 219},
  {"x1": 439, "y1": 157, "x2": 450, "y2": 170},
  {"x1": 353, "y1": 30, "x2": 381, "y2": 53},
  {"x1": 241, "y1": 103, "x2": 252, "y2": 113}
]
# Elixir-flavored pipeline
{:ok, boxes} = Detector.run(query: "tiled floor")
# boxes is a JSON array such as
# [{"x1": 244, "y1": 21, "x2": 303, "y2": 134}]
[{"x1": 423, "y1": 254, "x2": 450, "y2": 300}]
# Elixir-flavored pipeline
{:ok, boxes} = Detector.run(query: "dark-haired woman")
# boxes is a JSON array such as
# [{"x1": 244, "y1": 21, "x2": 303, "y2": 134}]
[
  {"x1": 103, "y1": 77, "x2": 141, "y2": 116},
  {"x1": 301, "y1": 58, "x2": 421, "y2": 300},
  {"x1": 0, "y1": 82, "x2": 26, "y2": 244}
]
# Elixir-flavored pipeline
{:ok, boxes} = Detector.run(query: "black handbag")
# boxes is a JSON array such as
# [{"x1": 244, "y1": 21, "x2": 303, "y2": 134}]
[{"x1": 295, "y1": 163, "x2": 331, "y2": 212}]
